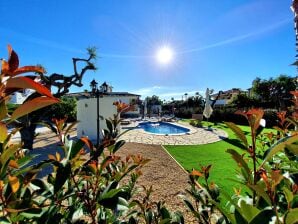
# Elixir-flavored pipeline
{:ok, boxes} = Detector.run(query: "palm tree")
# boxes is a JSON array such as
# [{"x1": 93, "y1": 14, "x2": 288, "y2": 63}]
[
  {"x1": 184, "y1": 93, "x2": 188, "y2": 101},
  {"x1": 195, "y1": 92, "x2": 200, "y2": 98},
  {"x1": 185, "y1": 93, "x2": 188, "y2": 108}
]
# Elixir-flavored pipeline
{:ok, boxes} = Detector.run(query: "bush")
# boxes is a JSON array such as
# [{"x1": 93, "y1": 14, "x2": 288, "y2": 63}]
[
  {"x1": 189, "y1": 119, "x2": 203, "y2": 128},
  {"x1": 46, "y1": 96, "x2": 77, "y2": 121}
]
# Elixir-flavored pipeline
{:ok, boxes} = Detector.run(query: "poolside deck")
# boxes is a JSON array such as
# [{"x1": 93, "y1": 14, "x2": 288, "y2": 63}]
[{"x1": 119, "y1": 121, "x2": 228, "y2": 145}]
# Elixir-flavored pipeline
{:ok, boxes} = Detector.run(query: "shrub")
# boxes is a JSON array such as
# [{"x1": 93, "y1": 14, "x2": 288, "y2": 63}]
[
  {"x1": 46, "y1": 96, "x2": 77, "y2": 122},
  {"x1": 189, "y1": 119, "x2": 203, "y2": 128},
  {"x1": 183, "y1": 101, "x2": 298, "y2": 223}
]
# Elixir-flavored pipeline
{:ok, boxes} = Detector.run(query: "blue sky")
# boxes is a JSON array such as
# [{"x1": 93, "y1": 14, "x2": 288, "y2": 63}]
[{"x1": 0, "y1": 0, "x2": 296, "y2": 100}]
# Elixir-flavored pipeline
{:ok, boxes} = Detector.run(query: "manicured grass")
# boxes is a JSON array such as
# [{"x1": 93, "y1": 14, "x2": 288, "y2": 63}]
[{"x1": 164, "y1": 121, "x2": 275, "y2": 198}]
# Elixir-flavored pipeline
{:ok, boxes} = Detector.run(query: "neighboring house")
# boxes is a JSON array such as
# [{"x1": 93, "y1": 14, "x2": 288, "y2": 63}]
[
  {"x1": 71, "y1": 82, "x2": 141, "y2": 141},
  {"x1": 212, "y1": 88, "x2": 248, "y2": 107},
  {"x1": 9, "y1": 89, "x2": 35, "y2": 104}
]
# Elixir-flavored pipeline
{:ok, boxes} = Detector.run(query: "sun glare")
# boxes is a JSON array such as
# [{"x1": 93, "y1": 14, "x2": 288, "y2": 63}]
[{"x1": 156, "y1": 46, "x2": 174, "y2": 65}]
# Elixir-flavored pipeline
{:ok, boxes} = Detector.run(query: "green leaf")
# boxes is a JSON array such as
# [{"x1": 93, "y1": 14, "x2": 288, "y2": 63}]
[
  {"x1": 249, "y1": 209, "x2": 275, "y2": 224},
  {"x1": 17, "y1": 154, "x2": 38, "y2": 168},
  {"x1": 247, "y1": 184, "x2": 272, "y2": 206},
  {"x1": 116, "y1": 197, "x2": 129, "y2": 211},
  {"x1": 31, "y1": 179, "x2": 50, "y2": 193},
  {"x1": 225, "y1": 122, "x2": 248, "y2": 149},
  {"x1": 239, "y1": 200, "x2": 259, "y2": 222},
  {"x1": 54, "y1": 162, "x2": 71, "y2": 194},
  {"x1": 0, "y1": 122, "x2": 8, "y2": 142},
  {"x1": 283, "y1": 187, "x2": 294, "y2": 207},
  {"x1": 291, "y1": 195, "x2": 298, "y2": 208},
  {"x1": 227, "y1": 149, "x2": 251, "y2": 182},
  {"x1": 0, "y1": 217, "x2": 10, "y2": 223},
  {"x1": 159, "y1": 218, "x2": 171, "y2": 224},
  {"x1": 211, "y1": 199, "x2": 236, "y2": 224},
  {"x1": 99, "y1": 181, "x2": 119, "y2": 200},
  {"x1": 183, "y1": 199, "x2": 200, "y2": 217},
  {"x1": 261, "y1": 135, "x2": 298, "y2": 166},
  {"x1": 69, "y1": 138, "x2": 85, "y2": 160},
  {"x1": 100, "y1": 188, "x2": 121, "y2": 201},
  {"x1": 72, "y1": 207, "x2": 84, "y2": 223},
  {"x1": 160, "y1": 207, "x2": 171, "y2": 219},
  {"x1": 106, "y1": 119, "x2": 113, "y2": 134},
  {"x1": 284, "y1": 208, "x2": 298, "y2": 224},
  {"x1": 20, "y1": 208, "x2": 45, "y2": 219},
  {"x1": 0, "y1": 144, "x2": 19, "y2": 166},
  {"x1": 113, "y1": 140, "x2": 125, "y2": 153},
  {"x1": 286, "y1": 143, "x2": 298, "y2": 155},
  {"x1": 235, "y1": 209, "x2": 248, "y2": 224}
]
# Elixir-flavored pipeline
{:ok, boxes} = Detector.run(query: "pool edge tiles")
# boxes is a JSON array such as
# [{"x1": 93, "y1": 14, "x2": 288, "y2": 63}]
[{"x1": 137, "y1": 121, "x2": 192, "y2": 136}]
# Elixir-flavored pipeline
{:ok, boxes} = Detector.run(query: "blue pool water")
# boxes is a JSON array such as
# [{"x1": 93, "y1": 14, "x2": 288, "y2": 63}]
[{"x1": 138, "y1": 122, "x2": 190, "y2": 135}]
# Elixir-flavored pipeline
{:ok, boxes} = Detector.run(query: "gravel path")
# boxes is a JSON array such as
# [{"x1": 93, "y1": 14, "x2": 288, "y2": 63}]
[{"x1": 116, "y1": 143, "x2": 195, "y2": 222}]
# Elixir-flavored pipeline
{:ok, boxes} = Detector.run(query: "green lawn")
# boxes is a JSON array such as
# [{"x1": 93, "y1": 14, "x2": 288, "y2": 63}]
[{"x1": 164, "y1": 121, "x2": 274, "y2": 197}]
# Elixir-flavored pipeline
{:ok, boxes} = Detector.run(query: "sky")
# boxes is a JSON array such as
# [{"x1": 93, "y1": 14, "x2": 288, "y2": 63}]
[{"x1": 0, "y1": 0, "x2": 296, "y2": 100}]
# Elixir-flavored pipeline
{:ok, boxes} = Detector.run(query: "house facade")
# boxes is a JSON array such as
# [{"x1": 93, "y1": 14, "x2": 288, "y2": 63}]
[{"x1": 72, "y1": 82, "x2": 140, "y2": 141}]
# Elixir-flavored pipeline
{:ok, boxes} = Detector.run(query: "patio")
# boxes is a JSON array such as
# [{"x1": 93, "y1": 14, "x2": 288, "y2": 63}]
[{"x1": 118, "y1": 121, "x2": 228, "y2": 145}]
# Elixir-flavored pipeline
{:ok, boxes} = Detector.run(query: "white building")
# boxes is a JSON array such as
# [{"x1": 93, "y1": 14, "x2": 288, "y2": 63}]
[
  {"x1": 9, "y1": 89, "x2": 35, "y2": 104},
  {"x1": 75, "y1": 91, "x2": 140, "y2": 141}
]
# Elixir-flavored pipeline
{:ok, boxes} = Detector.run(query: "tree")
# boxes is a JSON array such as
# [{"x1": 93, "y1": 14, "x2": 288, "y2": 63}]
[
  {"x1": 46, "y1": 96, "x2": 77, "y2": 121},
  {"x1": 232, "y1": 93, "x2": 259, "y2": 109},
  {"x1": 184, "y1": 93, "x2": 188, "y2": 101},
  {"x1": 18, "y1": 47, "x2": 96, "y2": 150},
  {"x1": 145, "y1": 95, "x2": 162, "y2": 116},
  {"x1": 252, "y1": 75, "x2": 296, "y2": 109}
]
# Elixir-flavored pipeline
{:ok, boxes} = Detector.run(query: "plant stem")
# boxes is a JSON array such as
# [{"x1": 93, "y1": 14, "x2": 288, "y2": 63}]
[{"x1": 251, "y1": 129, "x2": 257, "y2": 205}]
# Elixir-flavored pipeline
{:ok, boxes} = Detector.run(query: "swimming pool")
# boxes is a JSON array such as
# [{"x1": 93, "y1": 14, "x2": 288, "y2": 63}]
[{"x1": 138, "y1": 122, "x2": 190, "y2": 135}]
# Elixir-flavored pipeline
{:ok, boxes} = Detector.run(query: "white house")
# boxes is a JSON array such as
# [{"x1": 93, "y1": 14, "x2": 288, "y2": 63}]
[
  {"x1": 9, "y1": 89, "x2": 35, "y2": 104},
  {"x1": 75, "y1": 91, "x2": 140, "y2": 141}
]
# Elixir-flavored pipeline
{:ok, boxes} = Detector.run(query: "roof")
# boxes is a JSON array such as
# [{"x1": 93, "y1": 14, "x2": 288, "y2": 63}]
[{"x1": 66, "y1": 92, "x2": 141, "y2": 99}]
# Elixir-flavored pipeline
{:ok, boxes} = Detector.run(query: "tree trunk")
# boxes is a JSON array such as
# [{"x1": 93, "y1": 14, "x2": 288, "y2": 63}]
[{"x1": 20, "y1": 123, "x2": 37, "y2": 150}]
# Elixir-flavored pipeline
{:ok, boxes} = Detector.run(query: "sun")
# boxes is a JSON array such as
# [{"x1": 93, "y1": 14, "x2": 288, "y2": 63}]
[{"x1": 156, "y1": 46, "x2": 174, "y2": 65}]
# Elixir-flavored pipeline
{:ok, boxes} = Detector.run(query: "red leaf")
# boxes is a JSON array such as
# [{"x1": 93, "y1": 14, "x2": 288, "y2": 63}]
[
  {"x1": 8, "y1": 175, "x2": 20, "y2": 193},
  {"x1": 191, "y1": 169, "x2": 203, "y2": 177},
  {"x1": 7, "y1": 45, "x2": 19, "y2": 72},
  {"x1": 80, "y1": 137, "x2": 93, "y2": 150},
  {"x1": 1, "y1": 60, "x2": 9, "y2": 74},
  {"x1": 12, "y1": 66, "x2": 45, "y2": 76},
  {"x1": 11, "y1": 96, "x2": 59, "y2": 121},
  {"x1": 6, "y1": 76, "x2": 54, "y2": 99}
]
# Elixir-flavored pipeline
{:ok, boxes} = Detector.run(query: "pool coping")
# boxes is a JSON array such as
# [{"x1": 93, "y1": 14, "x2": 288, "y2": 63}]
[
  {"x1": 135, "y1": 121, "x2": 197, "y2": 136},
  {"x1": 118, "y1": 121, "x2": 228, "y2": 145}
]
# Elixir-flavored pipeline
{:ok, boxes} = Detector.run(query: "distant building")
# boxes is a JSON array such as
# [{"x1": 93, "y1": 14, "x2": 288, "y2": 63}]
[
  {"x1": 211, "y1": 88, "x2": 248, "y2": 107},
  {"x1": 9, "y1": 89, "x2": 35, "y2": 104}
]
